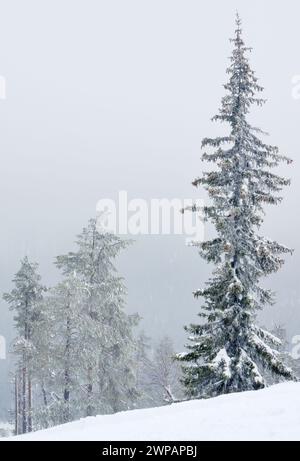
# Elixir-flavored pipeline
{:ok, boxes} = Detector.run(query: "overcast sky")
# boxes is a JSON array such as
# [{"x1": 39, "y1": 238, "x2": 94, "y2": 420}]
[{"x1": 0, "y1": 0, "x2": 300, "y2": 417}]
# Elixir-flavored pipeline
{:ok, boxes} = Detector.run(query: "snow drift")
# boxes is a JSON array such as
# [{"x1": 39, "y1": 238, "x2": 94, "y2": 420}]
[{"x1": 3, "y1": 382, "x2": 300, "y2": 441}]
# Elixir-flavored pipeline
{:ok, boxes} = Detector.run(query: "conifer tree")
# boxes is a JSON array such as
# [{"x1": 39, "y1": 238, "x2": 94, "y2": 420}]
[
  {"x1": 54, "y1": 218, "x2": 139, "y2": 417},
  {"x1": 32, "y1": 274, "x2": 86, "y2": 427},
  {"x1": 178, "y1": 15, "x2": 295, "y2": 398},
  {"x1": 3, "y1": 257, "x2": 45, "y2": 433},
  {"x1": 30, "y1": 219, "x2": 139, "y2": 429}
]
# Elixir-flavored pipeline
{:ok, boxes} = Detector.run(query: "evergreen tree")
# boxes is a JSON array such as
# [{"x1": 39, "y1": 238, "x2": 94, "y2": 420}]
[
  {"x1": 32, "y1": 274, "x2": 87, "y2": 428},
  {"x1": 177, "y1": 15, "x2": 295, "y2": 398},
  {"x1": 3, "y1": 257, "x2": 45, "y2": 433},
  {"x1": 54, "y1": 218, "x2": 139, "y2": 417}
]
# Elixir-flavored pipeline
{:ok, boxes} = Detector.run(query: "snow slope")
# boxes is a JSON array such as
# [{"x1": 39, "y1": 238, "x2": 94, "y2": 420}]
[
  {"x1": 3, "y1": 382, "x2": 300, "y2": 441},
  {"x1": 0, "y1": 422, "x2": 13, "y2": 438}
]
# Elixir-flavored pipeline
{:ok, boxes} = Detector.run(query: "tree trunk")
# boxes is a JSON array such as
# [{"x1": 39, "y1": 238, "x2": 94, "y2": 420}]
[
  {"x1": 27, "y1": 373, "x2": 32, "y2": 432},
  {"x1": 41, "y1": 385, "x2": 48, "y2": 407},
  {"x1": 63, "y1": 313, "x2": 71, "y2": 423},
  {"x1": 22, "y1": 362, "x2": 27, "y2": 434},
  {"x1": 18, "y1": 373, "x2": 22, "y2": 434},
  {"x1": 86, "y1": 367, "x2": 93, "y2": 416},
  {"x1": 22, "y1": 300, "x2": 29, "y2": 434},
  {"x1": 14, "y1": 373, "x2": 19, "y2": 435}
]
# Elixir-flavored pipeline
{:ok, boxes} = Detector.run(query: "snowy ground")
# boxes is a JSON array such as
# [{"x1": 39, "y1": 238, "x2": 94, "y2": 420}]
[
  {"x1": 3, "y1": 382, "x2": 300, "y2": 441},
  {"x1": 0, "y1": 422, "x2": 13, "y2": 438}
]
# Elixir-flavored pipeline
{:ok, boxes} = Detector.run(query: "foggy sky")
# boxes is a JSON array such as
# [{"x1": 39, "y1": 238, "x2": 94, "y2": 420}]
[{"x1": 0, "y1": 0, "x2": 300, "y2": 418}]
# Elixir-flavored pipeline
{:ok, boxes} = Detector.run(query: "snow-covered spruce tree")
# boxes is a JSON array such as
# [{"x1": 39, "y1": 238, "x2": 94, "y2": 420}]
[
  {"x1": 32, "y1": 274, "x2": 88, "y2": 428},
  {"x1": 3, "y1": 257, "x2": 45, "y2": 434},
  {"x1": 177, "y1": 15, "x2": 295, "y2": 398},
  {"x1": 55, "y1": 218, "x2": 139, "y2": 416}
]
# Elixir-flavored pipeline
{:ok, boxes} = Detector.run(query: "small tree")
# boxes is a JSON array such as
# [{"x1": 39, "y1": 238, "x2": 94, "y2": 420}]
[
  {"x1": 270, "y1": 325, "x2": 300, "y2": 381},
  {"x1": 149, "y1": 337, "x2": 183, "y2": 404},
  {"x1": 3, "y1": 257, "x2": 45, "y2": 433},
  {"x1": 178, "y1": 15, "x2": 295, "y2": 398},
  {"x1": 136, "y1": 335, "x2": 183, "y2": 406}
]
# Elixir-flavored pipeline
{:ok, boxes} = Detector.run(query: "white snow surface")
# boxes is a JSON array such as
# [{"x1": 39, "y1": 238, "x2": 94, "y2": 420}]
[
  {"x1": 3, "y1": 382, "x2": 300, "y2": 441},
  {"x1": 0, "y1": 422, "x2": 13, "y2": 438}
]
